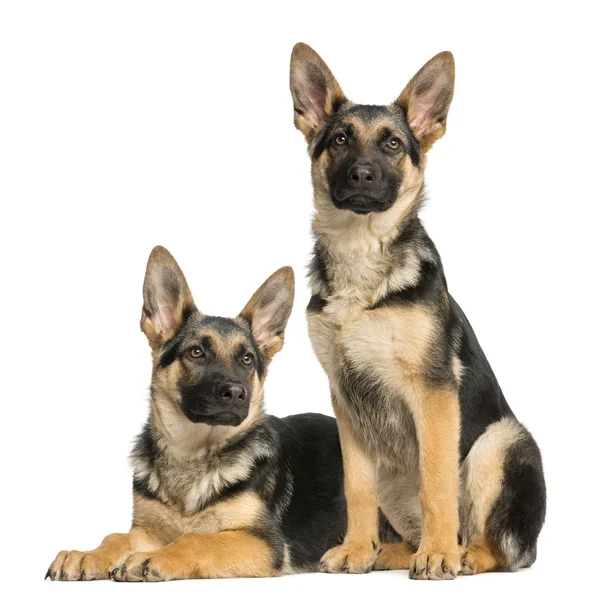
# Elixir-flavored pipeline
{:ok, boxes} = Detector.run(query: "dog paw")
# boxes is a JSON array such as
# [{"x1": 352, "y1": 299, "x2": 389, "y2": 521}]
[
  {"x1": 110, "y1": 551, "x2": 176, "y2": 582},
  {"x1": 319, "y1": 540, "x2": 378, "y2": 574},
  {"x1": 46, "y1": 550, "x2": 110, "y2": 581},
  {"x1": 459, "y1": 545, "x2": 484, "y2": 575},
  {"x1": 409, "y1": 549, "x2": 460, "y2": 580},
  {"x1": 373, "y1": 543, "x2": 413, "y2": 571},
  {"x1": 460, "y1": 552, "x2": 477, "y2": 575}
]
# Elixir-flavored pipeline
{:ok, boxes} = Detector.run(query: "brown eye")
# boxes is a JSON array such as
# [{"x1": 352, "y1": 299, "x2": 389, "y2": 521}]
[
  {"x1": 242, "y1": 354, "x2": 253, "y2": 366},
  {"x1": 387, "y1": 137, "x2": 400, "y2": 150},
  {"x1": 334, "y1": 133, "x2": 347, "y2": 146},
  {"x1": 188, "y1": 347, "x2": 203, "y2": 359}
]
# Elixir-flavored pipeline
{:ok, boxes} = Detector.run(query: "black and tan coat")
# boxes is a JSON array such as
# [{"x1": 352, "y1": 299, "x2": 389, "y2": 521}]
[
  {"x1": 47, "y1": 247, "x2": 353, "y2": 581},
  {"x1": 290, "y1": 43, "x2": 546, "y2": 580}
]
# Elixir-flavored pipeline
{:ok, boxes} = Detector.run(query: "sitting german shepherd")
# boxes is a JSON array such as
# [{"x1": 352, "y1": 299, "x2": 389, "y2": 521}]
[
  {"x1": 47, "y1": 247, "x2": 353, "y2": 581},
  {"x1": 290, "y1": 44, "x2": 546, "y2": 579}
]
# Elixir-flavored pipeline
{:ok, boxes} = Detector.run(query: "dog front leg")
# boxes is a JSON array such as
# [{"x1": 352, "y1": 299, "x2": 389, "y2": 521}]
[
  {"x1": 109, "y1": 530, "x2": 278, "y2": 580},
  {"x1": 319, "y1": 399, "x2": 379, "y2": 574},
  {"x1": 410, "y1": 386, "x2": 461, "y2": 580},
  {"x1": 46, "y1": 529, "x2": 161, "y2": 581}
]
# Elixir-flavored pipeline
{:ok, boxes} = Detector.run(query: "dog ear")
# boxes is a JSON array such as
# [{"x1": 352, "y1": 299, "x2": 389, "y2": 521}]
[
  {"x1": 396, "y1": 51, "x2": 455, "y2": 151},
  {"x1": 239, "y1": 267, "x2": 295, "y2": 364},
  {"x1": 290, "y1": 43, "x2": 347, "y2": 143},
  {"x1": 141, "y1": 246, "x2": 197, "y2": 348}
]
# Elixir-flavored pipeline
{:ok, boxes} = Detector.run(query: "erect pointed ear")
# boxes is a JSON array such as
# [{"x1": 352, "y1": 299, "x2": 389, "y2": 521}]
[
  {"x1": 396, "y1": 51, "x2": 455, "y2": 151},
  {"x1": 290, "y1": 43, "x2": 347, "y2": 143},
  {"x1": 141, "y1": 246, "x2": 198, "y2": 348},
  {"x1": 239, "y1": 267, "x2": 295, "y2": 364}
]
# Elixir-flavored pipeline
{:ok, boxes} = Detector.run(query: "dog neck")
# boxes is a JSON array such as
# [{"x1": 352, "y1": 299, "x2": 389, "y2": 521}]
[
  {"x1": 311, "y1": 180, "x2": 427, "y2": 302},
  {"x1": 147, "y1": 386, "x2": 265, "y2": 461},
  {"x1": 131, "y1": 394, "x2": 270, "y2": 515}
]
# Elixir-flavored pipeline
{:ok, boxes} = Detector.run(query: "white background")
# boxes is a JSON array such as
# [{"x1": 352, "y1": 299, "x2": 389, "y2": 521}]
[{"x1": 1, "y1": 1, "x2": 595, "y2": 598}]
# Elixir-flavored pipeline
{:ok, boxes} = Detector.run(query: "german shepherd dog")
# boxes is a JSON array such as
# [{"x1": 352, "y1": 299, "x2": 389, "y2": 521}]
[
  {"x1": 290, "y1": 44, "x2": 546, "y2": 579},
  {"x1": 46, "y1": 246, "x2": 351, "y2": 581}
]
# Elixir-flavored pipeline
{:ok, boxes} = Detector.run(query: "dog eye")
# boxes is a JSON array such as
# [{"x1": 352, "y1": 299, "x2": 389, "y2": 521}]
[
  {"x1": 242, "y1": 354, "x2": 253, "y2": 366},
  {"x1": 334, "y1": 133, "x2": 347, "y2": 146},
  {"x1": 188, "y1": 347, "x2": 204, "y2": 359},
  {"x1": 387, "y1": 137, "x2": 401, "y2": 150}
]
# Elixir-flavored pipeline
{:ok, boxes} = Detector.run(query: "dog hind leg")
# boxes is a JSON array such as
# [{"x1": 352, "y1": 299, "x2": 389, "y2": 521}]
[{"x1": 460, "y1": 417, "x2": 546, "y2": 574}]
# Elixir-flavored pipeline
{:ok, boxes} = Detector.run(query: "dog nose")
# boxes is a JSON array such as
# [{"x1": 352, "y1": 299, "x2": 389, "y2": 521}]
[
  {"x1": 347, "y1": 163, "x2": 377, "y2": 189},
  {"x1": 217, "y1": 382, "x2": 247, "y2": 405}
]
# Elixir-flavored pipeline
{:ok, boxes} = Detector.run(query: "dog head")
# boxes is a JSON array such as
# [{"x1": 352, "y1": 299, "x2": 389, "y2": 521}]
[
  {"x1": 290, "y1": 43, "x2": 454, "y2": 223},
  {"x1": 141, "y1": 246, "x2": 294, "y2": 430}
]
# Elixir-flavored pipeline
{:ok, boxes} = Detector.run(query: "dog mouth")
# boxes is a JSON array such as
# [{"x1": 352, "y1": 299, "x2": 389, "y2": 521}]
[
  {"x1": 333, "y1": 192, "x2": 394, "y2": 214},
  {"x1": 183, "y1": 407, "x2": 245, "y2": 427}
]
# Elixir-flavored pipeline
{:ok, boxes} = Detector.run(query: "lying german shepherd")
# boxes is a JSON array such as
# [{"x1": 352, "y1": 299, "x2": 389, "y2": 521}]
[
  {"x1": 47, "y1": 247, "x2": 354, "y2": 581},
  {"x1": 290, "y1": 44, "x2": 546, "y2": 579}
]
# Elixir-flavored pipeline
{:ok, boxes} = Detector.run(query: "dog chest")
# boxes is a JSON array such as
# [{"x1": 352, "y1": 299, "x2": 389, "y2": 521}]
[
  {"x1": 308, "y1": 297, "x2": 434, "y2": 388},
  {"x1": 308, "y1": 300, "x2": 423, "y2": 473},
  {"x1": 339, "y1": 360, "x2": 420, "y2": 473},
  {"x1": 133, "y1": 487, "x2": 266, "y2": 544}
]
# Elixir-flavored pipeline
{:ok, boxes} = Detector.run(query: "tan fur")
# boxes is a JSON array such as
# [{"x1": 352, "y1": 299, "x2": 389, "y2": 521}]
[
  {"x1": 109, "y1": 492, "x2": 277, "y2": 581},
  {"x1": 409, "y1": 386, "x2": 461, "y2": 578},
  {"x1": 460, "y1": 540, "x2": 504, "y2": 575},
  {"x1": 239, "y1": 266, "x2": 295, "y2": 364},
  {"x1": 452, "y1": 355, "x2": 464, "y2": 386},
  {"x1": 132, "y1": 491, "x2": 266, "y2": 545},
  {"x1": 150, "y1": 355, "x2": 265, "y2": 461},
  {"x1": 47, "y1": 530, "x2": 160, "y2": 581},
  {"x1": 346, "y1": 306, "x2": 437, "y2": 381},
  {"x1": 200, "y1": 331, "x2": 247, "y2": 363},
  {"x1": 460, "y1": 418, "x2": 523, "y2": 570},
  {"x1": 307, "y1": 264, "x2": 437, "y2": 391},
  {"x1": 319, "y1": 403, "x2": 379, "y2": 574},
  {"x1": 290, "y1": 43, "x2": 347, "y2": 142},
  {"x1": 310, "y1": 300, "x2": 441, "y2": 459},
  {"x1": 342, "y1": 117, "x2": 396, "y2": 148},
  {"x1": 311, "y1": 149, "x2": 425, "y2": 247},
  {"x1": 396, "y1": 51, "x2": 455, "y2": 151},
  {"x1": 48, "y1": 490, "x2": 274, "y2": 581},
  {"x1": 112, "y1": 531, "x2": 276, "y2": 581},
  {"x1": 374, "y1": 542, "x2": 414, "y2": 571},
  {"x1": 140, "y1": 246, "x2": 197, "y2": 350}
]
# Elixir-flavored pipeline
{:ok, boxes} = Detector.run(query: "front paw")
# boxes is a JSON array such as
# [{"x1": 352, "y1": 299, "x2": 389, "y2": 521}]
[
  {"x1": 46, "y1": 550, "x2": 110, "y2": 581},
  {"x1": 110, "y1": 551, "x2": 177, "y2": 582},
  {"x1": 319, "y1": 540, "x2": 379, "y2": 574},
  {"x1": 409, "y1": 548, "x2": 460, "y2": 580}
]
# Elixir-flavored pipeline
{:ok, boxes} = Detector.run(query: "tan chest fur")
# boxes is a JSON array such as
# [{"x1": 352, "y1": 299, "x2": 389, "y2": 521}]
[
  {"x1": 131, "y1": 423, "x2": 275, "y2": 546},
  {"x1": 154, "y1": 450, "x2": 258, "y2": 515},
  {"x1": 133, "y1": 492, "x2": 265, "y2": 546},
  {"x1": 308, "y1": 283, "x2": 435, "y2": 475}
]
